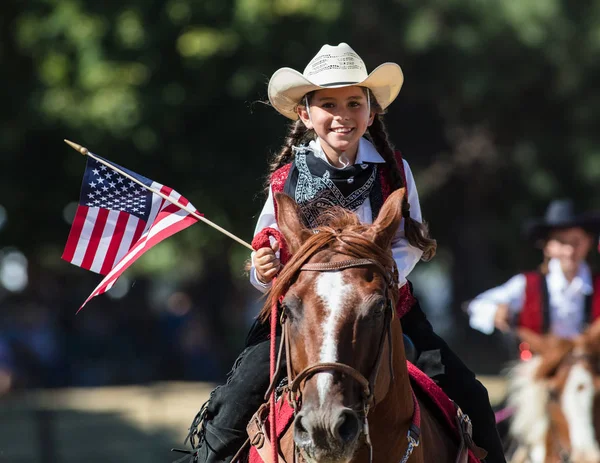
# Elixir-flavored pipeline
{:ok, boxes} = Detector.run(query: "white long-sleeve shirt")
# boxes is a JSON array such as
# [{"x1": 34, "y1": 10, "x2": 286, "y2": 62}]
[
  {"x1": 467, "y1": 258, "x2": 594, "y2": 338},
  {"x1": 249, "y1": 137, "x2": 424, "y2": 292}
]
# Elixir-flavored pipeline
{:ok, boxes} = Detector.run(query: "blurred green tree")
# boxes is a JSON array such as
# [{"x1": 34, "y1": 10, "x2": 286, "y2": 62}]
[{"x1": 3, "y1": 0, "x2": 600, "y2": 363}]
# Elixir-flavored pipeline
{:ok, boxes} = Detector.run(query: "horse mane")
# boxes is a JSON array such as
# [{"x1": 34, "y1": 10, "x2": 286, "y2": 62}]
[
  {"x1": 259, "y1": 206, "x2": 398, "y2": 322},
  {"x1": 506, "y1": 356, "x2": 550, "y2": 446}
]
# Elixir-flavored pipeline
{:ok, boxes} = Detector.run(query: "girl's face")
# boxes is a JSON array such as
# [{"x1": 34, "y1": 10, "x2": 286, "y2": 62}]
[
  {"x1": 545, "y1": 227, "x2": 594, "y2": 275},
  {"x1": 296, "y1": 86, "x2": 375, "y2": 161}
]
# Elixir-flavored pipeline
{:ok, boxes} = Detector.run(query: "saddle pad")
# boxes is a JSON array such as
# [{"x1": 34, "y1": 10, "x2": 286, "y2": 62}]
[
  {"x1": 406, "y1": 361, "x2": 481, "y2": 463},
  {"x1": 248, "y1": 397, "x2": 294, "y2": 463},
  {"x1": 249, "y1": 362, "x2": 482, "y2": 463}
]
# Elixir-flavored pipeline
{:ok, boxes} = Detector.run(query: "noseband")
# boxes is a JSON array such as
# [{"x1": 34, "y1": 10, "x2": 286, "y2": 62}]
[{"x1": 269, "y1": 257, "x2": 420, "y2": 463}]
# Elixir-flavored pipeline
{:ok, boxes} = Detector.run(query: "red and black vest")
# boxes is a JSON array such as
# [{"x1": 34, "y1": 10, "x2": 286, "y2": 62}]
[
  {"x1": 518, "y1": 271, "x2": 600, "y2": 334},
  {"x1": 270, "y1": 150, "x2": 406, "y2": 222},
  {"x1": 268, "y1": 150, "x2": 416, "y2": 317}
]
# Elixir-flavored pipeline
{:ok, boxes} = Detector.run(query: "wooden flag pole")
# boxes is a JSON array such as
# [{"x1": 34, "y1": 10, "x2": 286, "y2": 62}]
[{"x1": 64, "y1": 139, "x2": 254, "y2": 251}]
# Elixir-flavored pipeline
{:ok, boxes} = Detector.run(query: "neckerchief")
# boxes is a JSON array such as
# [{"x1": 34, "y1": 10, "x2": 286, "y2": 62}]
[{"x1": 283, "y1": 146, "x2": 379, "y2": 228}]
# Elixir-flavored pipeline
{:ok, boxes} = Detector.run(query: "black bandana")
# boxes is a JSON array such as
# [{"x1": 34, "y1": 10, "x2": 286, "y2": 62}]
[{"x1": 283, "y1": 147, "x2": 382, "y2": 228}]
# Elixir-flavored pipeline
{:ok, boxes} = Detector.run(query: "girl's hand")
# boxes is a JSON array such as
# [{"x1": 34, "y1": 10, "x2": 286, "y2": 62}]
[{"x1": 253, "y1": 240, "x2": 281, "y2": 284}]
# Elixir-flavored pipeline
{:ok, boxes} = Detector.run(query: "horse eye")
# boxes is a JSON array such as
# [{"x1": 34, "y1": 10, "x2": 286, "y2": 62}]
[
  {"x1": 372, "y1": 300, "x2": 386, "y2": 316},
  {"x1": 281, "y1": 297, "x2": 302, "y2": 322}
]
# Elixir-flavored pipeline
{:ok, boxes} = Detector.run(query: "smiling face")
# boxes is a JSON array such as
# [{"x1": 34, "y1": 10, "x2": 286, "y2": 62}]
[{"x1": 296, "y1": 86, "x2": 375, "y2": 165}]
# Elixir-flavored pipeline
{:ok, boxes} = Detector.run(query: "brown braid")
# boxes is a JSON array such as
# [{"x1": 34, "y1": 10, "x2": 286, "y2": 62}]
[
  {"x1": 264, "y1": 119, "x2": 313, "y2": 193},
  {"x1": 368, "y1": 109, "x2": 437, "y2": 261}
]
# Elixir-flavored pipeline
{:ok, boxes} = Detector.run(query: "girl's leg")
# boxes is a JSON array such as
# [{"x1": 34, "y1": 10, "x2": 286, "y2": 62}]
[{"x1": 186, "y1": 321, "x2": 278, "y2": 463}]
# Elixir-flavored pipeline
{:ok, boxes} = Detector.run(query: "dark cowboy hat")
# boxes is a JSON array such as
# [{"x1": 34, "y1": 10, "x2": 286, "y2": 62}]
[{"x1": 524, "y1": 199, "x2": 600, "y2": 243}]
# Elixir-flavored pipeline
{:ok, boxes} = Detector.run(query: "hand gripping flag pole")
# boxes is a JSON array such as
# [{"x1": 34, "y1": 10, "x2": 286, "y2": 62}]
[{"x1": 64, "y1": 139, "x2": 253, "y2": 251}]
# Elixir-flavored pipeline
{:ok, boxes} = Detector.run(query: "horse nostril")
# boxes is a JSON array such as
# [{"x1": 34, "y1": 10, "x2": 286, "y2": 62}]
[
  {"x1": 334, "y1": 409, "x2": 360, "y2": 444},
  {"x1": 294, "y1": 412, "x2": 312, "y2": 447}
]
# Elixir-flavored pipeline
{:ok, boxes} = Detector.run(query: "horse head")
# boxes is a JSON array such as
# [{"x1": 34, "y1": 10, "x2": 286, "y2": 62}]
[
  {"x1": 510, "y1": 323, "x2": 600, "y2": 462},
  {"x1": 261, "y1": 188, "x2": 406, "y2": 463}
]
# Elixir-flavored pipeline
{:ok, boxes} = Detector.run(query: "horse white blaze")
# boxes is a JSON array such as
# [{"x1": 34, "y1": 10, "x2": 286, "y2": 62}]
[
  {"x1": 561, "y1": 363, "x2": 600, "y2": 459},
  {"x1": 315, "y1": 271, "x2": 351, "y2": 405}
]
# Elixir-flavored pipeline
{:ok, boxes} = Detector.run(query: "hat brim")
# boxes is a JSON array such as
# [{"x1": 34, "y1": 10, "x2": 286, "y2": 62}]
[
  {"x1": 268, "y1": 63, "x2": 404, "y2": 120},
  {"x1": 523, "y1": 213, "x2": 600, "y2": 243}
]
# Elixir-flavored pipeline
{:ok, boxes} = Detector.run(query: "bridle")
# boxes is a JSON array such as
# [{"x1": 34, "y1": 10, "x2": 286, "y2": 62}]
[{"x1": 266, "y1": 257, "x2": 421, "y2": 463}]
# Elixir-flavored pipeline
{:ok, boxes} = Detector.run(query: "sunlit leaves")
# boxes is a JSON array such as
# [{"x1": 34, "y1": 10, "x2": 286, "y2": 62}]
[
  {"x1": 404, "y1": 8, "x2": 441, "y2": 51},
  {"x1": 115, "y1": 10, "x2": 146, "y2": 49},
  {"x1": 176, "y1": 27, "x2": 238, "y2": 58}
]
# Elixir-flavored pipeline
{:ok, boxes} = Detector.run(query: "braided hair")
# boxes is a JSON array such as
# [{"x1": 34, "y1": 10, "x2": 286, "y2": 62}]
[
  {"x1": 368, "y1": 110, "x2": 436, "y2": 261},
  {"x1": 264, "y1": 119, "x2": 313, "y2": 193}
]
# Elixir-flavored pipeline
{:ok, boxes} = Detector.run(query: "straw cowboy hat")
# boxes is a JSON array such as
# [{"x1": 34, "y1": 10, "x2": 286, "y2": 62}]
[
  {"x1": 268, "y1": 43, "x2": 404, "y2": 120},
  {"x1": 524, "y1": 198, "x2": 600, "y2": 243}
]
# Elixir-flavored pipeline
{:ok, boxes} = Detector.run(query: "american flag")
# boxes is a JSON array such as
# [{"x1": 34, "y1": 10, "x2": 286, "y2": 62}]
[{"x1": 62, "y1": 154, "x2": 200, "y2": 309}]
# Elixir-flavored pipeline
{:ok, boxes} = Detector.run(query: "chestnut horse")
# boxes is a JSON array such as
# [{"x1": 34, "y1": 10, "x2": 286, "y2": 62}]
[
  {"x1": 506, "y1": 324, "x2": 600, "y2": 463},
  {"x1": 255, "y1": 189, "x2": 468, "y2": 463}
]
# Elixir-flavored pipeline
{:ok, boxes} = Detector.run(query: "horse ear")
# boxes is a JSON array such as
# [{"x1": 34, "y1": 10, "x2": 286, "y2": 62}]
[
  {"x1": 367, "y1": 188, "x2": 405, "y2": 250},
  {"x1": 275, "y1": 192, "x2": 312, "y2": 255},
  {"x1": 516, "y1": 327, "x2": 548, "y2": 354}
]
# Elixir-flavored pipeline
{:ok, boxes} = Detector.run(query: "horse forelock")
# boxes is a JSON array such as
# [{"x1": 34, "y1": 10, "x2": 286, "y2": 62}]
[
  {"x1": 260, "y1": 209, "x2": 397, "y2": 322},
  {"x1": 506, "y1": 356, "x2": 550, "y2": 446}
]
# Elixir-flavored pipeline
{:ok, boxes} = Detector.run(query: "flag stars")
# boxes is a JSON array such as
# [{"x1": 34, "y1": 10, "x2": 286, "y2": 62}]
[
  {"x1": 117, "y1": 177, "x2": 124, "y2": 184},
  {"x1": 129, "y1": 181, "x2": 136, "y2": 188},
  {"x1": 109, "y1": 182, "x2": 116, "y2": 188},
  {"x1": 102, "y1": 186, "x2": 109, "y2": 192},
  {"x1": 89, "y1": 181, "x2": 96, "y2": 188},
  {"x1": 92, "y1": 169, "x2": 100, "y2": 176},
  {"x1": 88, "y1": 193, "x2": 95, "y2": 199},
  {"x1": 97, "y1": 177, "x2": 104, "y2": 184},
  {"x1": 100, "y1": 165, "x2": 107, "y2": 171}
]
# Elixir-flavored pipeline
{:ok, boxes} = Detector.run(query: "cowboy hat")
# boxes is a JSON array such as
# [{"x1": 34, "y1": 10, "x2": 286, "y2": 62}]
[
  {"x1": 268, "y1": 43, "x2": 404, "y2": 120},
  {"x1": 524, "y1": 199, "x2": 600, "y2": 243}
]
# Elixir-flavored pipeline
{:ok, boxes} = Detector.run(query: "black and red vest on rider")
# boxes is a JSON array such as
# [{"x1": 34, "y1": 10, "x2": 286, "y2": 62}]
[
  {"x1": 518, "y1": 271, "x2": 600, "y2": 334},
  {"x1": 269, "y1": 148, "x2": 417, "y2": 318}
]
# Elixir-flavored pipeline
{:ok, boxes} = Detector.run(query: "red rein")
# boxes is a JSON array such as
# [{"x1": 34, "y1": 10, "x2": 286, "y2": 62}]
[{"x1": 251, "y1": 228, "x2": 290, "y2": 463}]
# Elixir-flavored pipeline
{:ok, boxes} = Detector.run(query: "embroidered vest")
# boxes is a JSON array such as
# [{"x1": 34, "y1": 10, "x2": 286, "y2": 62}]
[
  {"x1": 270, "y1": 150, "x2": 407, "y2": 220},
  {"x1": 519, "y1": 271, "x2": 600, "y2": 334},
  {"x1": 268, "y1": 149, "x2": 416, "y2": 317}
]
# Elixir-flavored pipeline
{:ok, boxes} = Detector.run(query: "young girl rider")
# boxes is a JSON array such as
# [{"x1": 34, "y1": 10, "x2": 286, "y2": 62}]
[
  {"x1": 468, "y1": 199, "x2": 600, "y2": 338},
  {"x1": 185, "y1": 43, "x2": 505, "y2": 463}
]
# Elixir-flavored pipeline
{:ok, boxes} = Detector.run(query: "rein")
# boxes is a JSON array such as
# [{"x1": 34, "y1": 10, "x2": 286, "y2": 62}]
[{"x1": 266, "y1": 257, "x2": 421, "y2": 463}]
